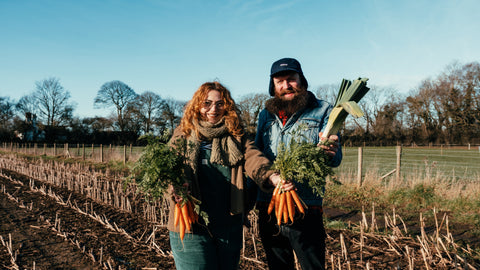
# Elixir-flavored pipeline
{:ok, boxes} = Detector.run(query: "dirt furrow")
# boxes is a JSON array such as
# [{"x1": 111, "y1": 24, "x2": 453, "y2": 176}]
[{"x1": 0, "y1": 169, "x2": 175, "y2": 269}]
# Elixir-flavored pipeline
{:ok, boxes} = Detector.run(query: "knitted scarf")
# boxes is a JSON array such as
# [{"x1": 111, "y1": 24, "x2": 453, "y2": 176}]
[{"x1": 188, "y1": 118, "x2": 243, "y2": 173}]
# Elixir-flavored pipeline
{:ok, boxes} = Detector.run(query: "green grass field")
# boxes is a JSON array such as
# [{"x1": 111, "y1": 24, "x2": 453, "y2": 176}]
[{"x1": 337, "y1": 146, "x2": 480, "y2": 182}]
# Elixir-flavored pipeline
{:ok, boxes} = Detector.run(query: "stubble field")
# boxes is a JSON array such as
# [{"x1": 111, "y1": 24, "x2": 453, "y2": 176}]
[{"x1": 0, "y1": 152, "x2": 479, "y2": 269}]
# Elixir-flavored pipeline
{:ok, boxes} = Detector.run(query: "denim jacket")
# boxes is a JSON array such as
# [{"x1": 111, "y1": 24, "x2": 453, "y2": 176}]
[{"x1": 254, "y1": 93, "x2": 342, "y2": 206}]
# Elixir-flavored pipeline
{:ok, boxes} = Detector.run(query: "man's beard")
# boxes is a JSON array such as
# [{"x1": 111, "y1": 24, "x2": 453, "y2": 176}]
[{"x1": 266, "y1": 88, "x2": 310, "y2": 117}]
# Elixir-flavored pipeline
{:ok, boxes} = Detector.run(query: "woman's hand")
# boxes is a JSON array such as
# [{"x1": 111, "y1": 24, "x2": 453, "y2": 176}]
[{"x1": 172, "y1": 183, "x2": 189, "y2": 203}]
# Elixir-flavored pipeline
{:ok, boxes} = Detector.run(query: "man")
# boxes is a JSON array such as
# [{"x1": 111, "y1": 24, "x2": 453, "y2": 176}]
[{"x1": 255, "y1": 57, "x2": 342, "y2": 270}]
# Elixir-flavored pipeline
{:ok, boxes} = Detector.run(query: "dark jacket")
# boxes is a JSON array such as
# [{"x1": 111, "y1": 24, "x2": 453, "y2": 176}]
[{"x1": 167, "y1": 127, "x2": 276, "y2": 232}]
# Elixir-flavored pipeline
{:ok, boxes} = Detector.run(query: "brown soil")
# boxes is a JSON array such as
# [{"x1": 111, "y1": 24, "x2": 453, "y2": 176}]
[{"x1": 1, "y1": 166, "x2": 479, "y2": 269}]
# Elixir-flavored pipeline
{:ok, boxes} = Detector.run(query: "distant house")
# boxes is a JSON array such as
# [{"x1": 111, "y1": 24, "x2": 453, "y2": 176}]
[{"x1": 15, "y1": 113, "x2": 44, "y2": 142}]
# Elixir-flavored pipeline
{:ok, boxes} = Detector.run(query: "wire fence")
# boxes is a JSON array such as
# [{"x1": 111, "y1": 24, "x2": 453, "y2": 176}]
[
  {"x1": 338, "y1": 145, "x2": 480, "y2": 183},
  {"x1": 0, "y1": 142, "x2": 144, "y2": 164},
  {"x1": 2, "y1": 142, "x2": 480, "y2": 181}
]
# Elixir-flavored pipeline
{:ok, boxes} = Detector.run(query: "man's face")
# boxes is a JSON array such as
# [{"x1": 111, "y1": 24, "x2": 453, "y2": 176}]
[{"x1": 273, "y1": 72, "x2": 305, "y2": 101}]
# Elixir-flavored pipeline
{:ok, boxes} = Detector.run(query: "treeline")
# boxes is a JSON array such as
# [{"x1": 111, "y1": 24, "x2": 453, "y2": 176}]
[
  {"x1": 1, "y1": 61, "x2": 479, "y2": 146},
  {"x1": 0, "y1": 79, "x2": 186, "y2": 144}
]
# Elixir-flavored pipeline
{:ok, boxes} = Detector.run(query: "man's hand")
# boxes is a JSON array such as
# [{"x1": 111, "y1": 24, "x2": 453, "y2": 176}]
[
  {"x1": 318, "y1": 131, "x2": 339, "y2": 158},
  {"x1": 269, "y1": 173, "x2": 295, "y2": 191}
]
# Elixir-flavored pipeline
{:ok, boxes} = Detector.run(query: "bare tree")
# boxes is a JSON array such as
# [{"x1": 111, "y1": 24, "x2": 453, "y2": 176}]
[
  {"x1": 161, "y1": 98, "x2": 186, "y2": 134},
  {"x1": 33, "y1": 77, "x2": 74, "y2": 127},
  {"x1": 0, "y1": 97, "x2": 15, "y2": 136},
  {"x1": 94, "y1": 80, "x2": 137, "y2": 132},
  {"x1": 433, "y1": 61, "x2": 480, "y2": 143},
  {"x1": 315, "y1": 83, "x2": 339, "y2": 105},
  {"x1": 405, "y1": 61, "x2": 480, "y2": 145},
  {"x1": 237, "y1": 93, "x2": 269, "y2": 135},
  {"x1": 359, "y1": 86, "x2": 399, "y2": 136},
  {"x1": 15, "y1": 94, "x2": 38, "y2": 117},
  {"x1": 134, "y1": 91, "x2": 164, "y2": 135}
]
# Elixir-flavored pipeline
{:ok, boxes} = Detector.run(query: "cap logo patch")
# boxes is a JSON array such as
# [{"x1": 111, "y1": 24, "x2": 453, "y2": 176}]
[{"x1": 280, "y1": 63, "x2": 288, "y2": 66}]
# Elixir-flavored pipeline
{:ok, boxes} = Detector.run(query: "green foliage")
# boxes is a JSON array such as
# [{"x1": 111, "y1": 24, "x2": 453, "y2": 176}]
[
  {"x1": 324, "y1": 219, "x2": 348, "y2": 230},
  {"x1": 386, "y1": 183, "x2": 439, "y2": 211},
  {"x1": 131, "y1": 138, "x2": 190, "y2": 200},
  {"x1": 131, "y1": 136, "x2": 210, "y2": 224},
  {"x1": 272, "y1": 127, "x2": 334, "y2": 196},
  {"x1": 410, "y1": 184, "x2": 437, "y2": 206}
]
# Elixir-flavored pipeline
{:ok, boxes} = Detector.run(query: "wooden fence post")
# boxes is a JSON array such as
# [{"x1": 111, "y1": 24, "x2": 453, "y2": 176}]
[
  {"x1": 100, "y1": 144, "x2": 104, "y2": 163},
  {"x1": 396, "y1": 145, "x2": 402, "y2": 182},
  {"x1": 54, "y1": 143, "x2": 57, "y2": 156},
  {"x1": 91, "y1": 144, "x2": 94, "y2": 161},
  {"x1": 123, "y1": 145, "x2": 127, "y2": 165},
  {"x1": 357, "y1": 147, "x2": 363, "y2": 187},
  {"x1": 43, "y1": 143, "x2": 46, "y2": 155},
  {"x1": 82, "y1": 144, "x2": 85, "y2": 160}
]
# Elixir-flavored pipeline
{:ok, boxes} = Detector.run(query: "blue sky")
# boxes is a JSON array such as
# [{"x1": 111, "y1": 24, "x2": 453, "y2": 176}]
[{"x1": 1, "y1": 0, "x2": 479, "y2": 118}]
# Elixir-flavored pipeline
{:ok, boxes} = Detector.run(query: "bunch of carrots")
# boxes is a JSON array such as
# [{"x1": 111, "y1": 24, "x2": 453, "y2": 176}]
[
  {"x1": 174, "y1": 198, "x2": 199, "y2": 241},
  {"x1": 268, "y1": 182, "x2": 307, "y2": 225}
]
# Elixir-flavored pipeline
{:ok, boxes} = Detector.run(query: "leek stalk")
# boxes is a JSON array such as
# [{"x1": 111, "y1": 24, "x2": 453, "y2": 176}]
[{"x1": 322, "y1": 78, "x2": 370, "y2": 138}]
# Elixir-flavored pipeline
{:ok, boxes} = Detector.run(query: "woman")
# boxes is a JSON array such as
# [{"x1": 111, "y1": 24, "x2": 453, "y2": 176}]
[{"x1": 167, "y1": 81, "x2": 284, "y2": 270}]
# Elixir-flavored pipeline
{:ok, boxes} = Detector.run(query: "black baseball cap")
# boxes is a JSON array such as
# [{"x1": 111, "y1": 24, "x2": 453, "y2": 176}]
[{"x1": 268, "y1": 58, "x2": 308, "y2": 96}]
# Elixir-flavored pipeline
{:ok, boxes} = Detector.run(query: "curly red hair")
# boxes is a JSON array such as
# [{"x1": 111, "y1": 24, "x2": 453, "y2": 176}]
[{"x1": 180, "y1": 81, "x2": 244, "y2": 138}]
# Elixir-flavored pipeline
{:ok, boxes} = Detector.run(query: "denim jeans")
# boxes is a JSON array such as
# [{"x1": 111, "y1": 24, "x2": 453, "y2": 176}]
[
  {"x1": 169, "y1": 223, "x2": 243, "y2": 270},
  {"x1": 258, "y1": 204, "x2": 326, "y2": 270}
]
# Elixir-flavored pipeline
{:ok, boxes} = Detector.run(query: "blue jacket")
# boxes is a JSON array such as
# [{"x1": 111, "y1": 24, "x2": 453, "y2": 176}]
[{"x1": 254, "y1": 93, "x2": 342, "y2": 206}]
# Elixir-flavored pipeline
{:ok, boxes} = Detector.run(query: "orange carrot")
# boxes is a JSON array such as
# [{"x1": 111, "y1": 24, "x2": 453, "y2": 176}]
[
  {"x1": 282, "y1": 199, "x2": 288, "y2": 224},
  {"x1": 268, "y1": 184, "x2": 279, "y2": 215},
  {"x1": 268, "y1": 194, "x2": 276, "y2": 215},
  {"x1": 277, "y1": 191, "x2": 286, "y2": 226},
  {"x1": 275, "y1": 191, "x2": 281, "y2": 219},
  {"x1": 181, "y1": 202, "x2": 191, "y2": 232},
  {"x1": 174, "y1": 203, "x2": 181, "y2": 227},
  {"x1": 179, "y1": 210, "x2": 186, "y2": 241},
  {"x1": 290, "y1": 189, "x2": 305, "y2": 214},
  {"x1": 286, "y1": 191, "x2": 295, "y2": 222}
]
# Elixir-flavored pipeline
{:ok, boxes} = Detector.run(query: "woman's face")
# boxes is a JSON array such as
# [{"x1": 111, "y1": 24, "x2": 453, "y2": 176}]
[{"x1": 200, "y1": 90, "x2": 226, "y2": 124}]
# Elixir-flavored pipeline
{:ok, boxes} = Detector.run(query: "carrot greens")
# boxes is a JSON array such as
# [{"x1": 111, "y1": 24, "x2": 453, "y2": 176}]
[{"x1": 131, "y1": 136, "x2": 207, "y2": 241}]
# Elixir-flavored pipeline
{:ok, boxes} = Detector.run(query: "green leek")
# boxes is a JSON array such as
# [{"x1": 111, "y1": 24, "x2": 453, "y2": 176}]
[{"x1": 322, "y1": 78, "x2": 370, "y2": 138}]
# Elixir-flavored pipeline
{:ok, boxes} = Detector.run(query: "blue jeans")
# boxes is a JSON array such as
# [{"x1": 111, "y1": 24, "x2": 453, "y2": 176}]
[
  {"x1": 258, "y1": 204, "x2": 326, "y2": 270},
  {"x1": 169, "y1": 224, "x2": 243, "y2": 270}
]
